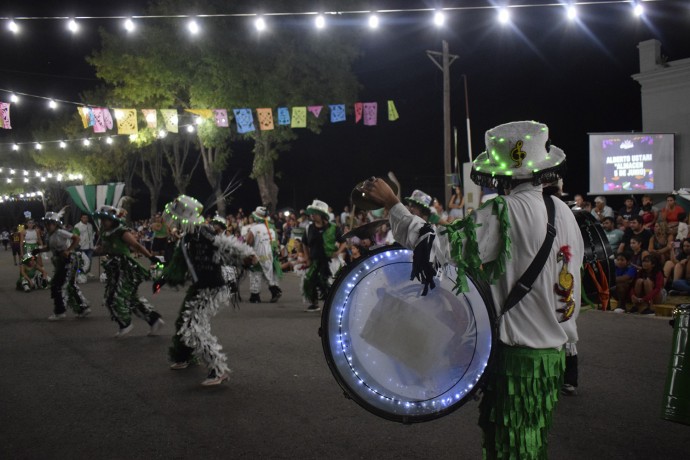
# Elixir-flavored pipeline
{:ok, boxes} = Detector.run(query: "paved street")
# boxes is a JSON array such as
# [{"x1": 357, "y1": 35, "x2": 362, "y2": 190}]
[{"x1": 0, "y1": 253, "x2": 688, "y2": 459}]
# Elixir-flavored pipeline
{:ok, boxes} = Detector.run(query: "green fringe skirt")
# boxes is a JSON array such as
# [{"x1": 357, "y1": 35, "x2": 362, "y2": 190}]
[{"x1": 479, "y1": 344, "x2": 565, "y2": 460}]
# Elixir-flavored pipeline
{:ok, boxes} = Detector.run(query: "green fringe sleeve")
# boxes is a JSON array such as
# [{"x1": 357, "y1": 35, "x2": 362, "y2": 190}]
[
  {"x1": 161, "y1": 244, "x2": 188, "y2": 287},
  {"x1": 442, "y1": 196, "x2": 511, "y2": 293}
]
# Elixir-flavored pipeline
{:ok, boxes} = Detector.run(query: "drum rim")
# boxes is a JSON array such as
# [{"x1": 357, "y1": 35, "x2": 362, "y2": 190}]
[{"x1": 321, "y1": 244, "x2": 497, "y2": 424}]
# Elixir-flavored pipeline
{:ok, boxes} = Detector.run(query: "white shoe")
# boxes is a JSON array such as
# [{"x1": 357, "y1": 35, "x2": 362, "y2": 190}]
[
  {"x1": 76, "y1": 308, "x2": 92, "y2": 318},
  {"x1": 170, "y1": 362, "x2": 190, "y2": 370},
  {"x1": 23, "y1": 285, "x2": 31, "y2": 292},
  {"x1": 148, "y1": 318, "x2": 165, "y2": 336},
  {"x1": 201, "y1": 372, "x2": 229, "y2": 386},
  {"x1": 48, "y1": 313, "x2": 67, "y2": 321},
  {"x1": 115, "y1": 324, "x2": 134, "y2": 338},
  {"x1": 614, "y1": 308, "x2": 625, "y2": 314}
]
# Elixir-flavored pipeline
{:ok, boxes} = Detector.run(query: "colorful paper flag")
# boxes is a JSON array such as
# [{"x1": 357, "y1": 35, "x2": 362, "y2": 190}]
[
  {"x1": 185, "y1": 109, "x2": 214, "y2": 119},
  {"x1": 307, "y1": 105, "x2": 323, "y2": 118},
  {"x1": 233, "y1": 108, "x2": 255, "y2": 134},
  {"x1": 114, "y1": 109, "x2": 138, "y2": 135},
  {"x1": 256, "y1": 108, "x2": 275, "y2": 131},
  {"x1": 354, "y1": 103, "x2": 363, "y2": 124},
  {"x1": 387, "y1": 100, "x2": 399, "y2": 121},
  {"x1": 277, "y1": 107, "x2": 290, "y2": 125},
  {"x1": 102, "y1": 109, "x2": 114, "y2": 131},
  {"x1": 213, "y1": 109, "x2": 229, "y2": 127},
  {"x1": 0, "y1": 102, "x2": 10, "y2": 129},
  {"x1": 291, "y1": 107, "x2": 307, "y2": 128},
  {"x1": 92, "y1": 108, "x2": 106, "y2": 133},
  {"x1": 142, "y1": 109, "x2": 157, "y2": 129},
  {"x1": 329, "y1": 105, "x2": 346, "y2": 123},
  {"x1": 160, "y1": 109, "x2": 178, "y2": 133},
  {"x1": 77, "y1": 107, "x2": 91, "y2": 128},
  {"x1": 363, "y1": 102, "x2": 378, "y2": 126}
]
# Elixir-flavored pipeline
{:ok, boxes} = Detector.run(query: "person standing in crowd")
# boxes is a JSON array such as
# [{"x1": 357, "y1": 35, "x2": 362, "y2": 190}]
[
  {"x1": 10, "y1": 226, "x2": 22, "y2": 265},
  {"x1": 602, "y1": 217, "x2": 624, "y2": 255},
  {"x1": 32, "y1": 209, "x2": 90, "y2": 321},
  {"x1": 447, "y1": 185, "x2": 465, "y2": 221},
  {"x1": 591, "y1": 196, "x2": 613, "y2": 223},
  {"x1": 1, "y1": 228, "x2": 9, "y2": 251},
  {"x1": 618, "y1": 216, "x2": 652, "y2": 255},
  {"x1": 363, "y1": 120, "x2": 583, "y2": 459},
  {"x1": 150, "y1": 214, "x2": 169, "y2": 258},
  {"x1": 93, "y1": 205, "x2": 164, "y2": 338},
  {"x1": 302, "y1": 199, "x2": 346, "y2": 312},
  {"x1": 19, "y1": 219, "x2": 44, "y2": 268},
  {"x1": 16, "y1": 254, "x2": 50, "y2": 292},
  {"x1": 159, "y1": 195, "x2": 254, "y2": 386},
  {"x1": 73, "y1": 213, "x2": 97, "y2": 276},
  {"x1": 245, "y1": 206, "x2": 282, "y2": 303}
]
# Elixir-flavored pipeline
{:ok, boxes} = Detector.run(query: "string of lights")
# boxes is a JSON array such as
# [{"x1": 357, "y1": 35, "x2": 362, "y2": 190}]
[
  {"x1": 0, "y1": 167, "x2": 83, "y2": 183},
  {"x1": 1, "y1": 1, "x2": 664, "y2": 35}
]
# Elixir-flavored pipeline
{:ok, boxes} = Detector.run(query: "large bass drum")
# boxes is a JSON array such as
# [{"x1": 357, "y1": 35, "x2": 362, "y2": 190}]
[
  {"x1": 321, "y1": 245, "x2": 496, "y2": 424},
  {"x1": 573, "y1": 211, "x2": 615, "y2": 298}
]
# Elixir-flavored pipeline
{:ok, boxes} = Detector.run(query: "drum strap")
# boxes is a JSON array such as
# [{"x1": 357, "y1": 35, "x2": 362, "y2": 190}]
[{"x1": 497, "y1": 193, "x2": 556, "y2": 323}]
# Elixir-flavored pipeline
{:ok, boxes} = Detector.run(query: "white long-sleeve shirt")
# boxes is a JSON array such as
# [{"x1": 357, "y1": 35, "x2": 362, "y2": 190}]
[{"x1": 389, "y1": 183, "x2": 584, "y2": 349}]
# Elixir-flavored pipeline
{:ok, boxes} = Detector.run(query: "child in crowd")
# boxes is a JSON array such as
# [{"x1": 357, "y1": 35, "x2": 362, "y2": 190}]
[
  {"x1": 669, "y1": 238, "x2": 690, "y2": 295},
  {"x1": 629, "y1": 235, "x2": 644, "y2": 270},
  {"x1": 613, "y1": 252, "x2": 637, "y2": 313},
  {"x1": 630, "y1": 254, "x2": 666, "y2": 315},
  {"x1": 16, "y1": 254, "x2": 50, "y2": 292}
]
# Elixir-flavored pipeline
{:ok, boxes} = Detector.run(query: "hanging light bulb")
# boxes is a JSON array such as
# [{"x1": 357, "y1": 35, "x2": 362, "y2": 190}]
[
  {"x1": 12, "y1": 144, "x2": 19, "y2": 151},
  {"x1": 106, "y1": 137, "x2": 114, "y2": 144},
  {"x1": 158, "y1": 129, "x2": 167, "y2": 138},
  {"x1": 59, "y1": 141, "x2": 67, "y2": 149},
  {"x1": 315, "y1": 15, "x2": 326, "y2": 30},
  {"x1": 566, "y1": 5, "x2": 578, "y2": 21},
  {"x1": 10, "y1": 93, "x2": 19, "y2": 103},
  {"x1": 186, "y1": 125, "x2": 195, "y2": 133},
  {"x1": 124, "y1": 18, "x2": 135, "y2": 32},
  {"x1": 255, "y1": 16, "x2": 266, "y2": 32},
  {"x1": 23, "y1": 170, "x2": 29, "y2": 176},
  {"x1": 67, "y1": 19, "x2": 79, "y2": 33},
  {"x1": 48, "y1": 100, "x2": 57, "y2": 109},
  {"x1": 433, "y1": 11, "x2": 445, "y2": 27},
  {"x1": 9, "y1": 169, "x2": 15, "y2": 175},
  {"x1": 633, "y1": 2, "x2": 644, "y2": 17},
  {"x1": 498, "y1": 8, "x2": 510, "y2": 25},
  {"x1": 41, "y1": 177, "x2": 47, "y2": 182},
  {"x1": 8, "y1": 20, "x2": 19, "y2": 33},
  {"x1": 188, "y1": 19, "x2": 200, "y2": 35},
  {"x1": 35, "y1": 143, "x2": 43, "y2": 150},
  {"x1": 24, "y1": 178, "x2": 29, "y2": 183},
  {"x1": 194, "y1": 117, "x2": 203, "y2": 125},
  {"x1": 368, "y1": 14, "x2": 379, "y2": 29},
  {"x1": 83, "y1": 139, "x2": 91, "y2": 147}
]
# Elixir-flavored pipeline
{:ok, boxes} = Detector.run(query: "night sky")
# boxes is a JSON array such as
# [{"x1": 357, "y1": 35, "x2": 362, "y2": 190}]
[{"x1": 2, "y1": 1, "x2": 689, "y2": 219}]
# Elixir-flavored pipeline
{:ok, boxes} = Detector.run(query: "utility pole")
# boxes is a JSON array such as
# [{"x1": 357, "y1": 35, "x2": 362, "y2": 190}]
[{"x1": 426, "y1": 40, "x2": 458, "y2": 208}]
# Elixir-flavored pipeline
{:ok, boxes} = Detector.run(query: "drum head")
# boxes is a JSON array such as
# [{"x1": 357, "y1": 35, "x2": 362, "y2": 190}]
[{"x1": 321, "y1": 246, "x2": 495, "y2": 423}]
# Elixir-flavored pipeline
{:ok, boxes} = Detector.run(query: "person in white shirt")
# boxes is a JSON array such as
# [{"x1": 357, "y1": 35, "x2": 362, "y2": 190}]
[
  {"x1": 591, "y1": 196, "x2": 614, "y2": 222},
  {"x1": 362, "y1": 121, "x2": 583, "y2": 460},
  {"x1": 73, "y1": 213, "x2": 96, "y2": 274},
  {"x1": 245, "y1": 207, "x2": 282, "y2": 303}
]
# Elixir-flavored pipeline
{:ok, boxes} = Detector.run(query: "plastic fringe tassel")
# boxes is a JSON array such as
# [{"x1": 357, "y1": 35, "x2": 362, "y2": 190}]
[{"x1": 479, "y1": 345, "x2": 565, "y2": 460}]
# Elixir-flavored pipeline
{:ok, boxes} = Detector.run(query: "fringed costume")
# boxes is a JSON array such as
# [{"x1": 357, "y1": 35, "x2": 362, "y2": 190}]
[{"x1": 247, "y1": 207, "x2": 282, "y2": 303}]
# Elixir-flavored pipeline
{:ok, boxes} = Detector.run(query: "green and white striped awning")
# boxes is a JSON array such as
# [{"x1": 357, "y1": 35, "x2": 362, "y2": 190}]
[{"x1": 66, "y1": 183, "x2": 125, "y2": 215}]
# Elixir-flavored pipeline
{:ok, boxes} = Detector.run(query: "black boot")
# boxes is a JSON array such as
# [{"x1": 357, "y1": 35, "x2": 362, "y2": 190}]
[
  {"x1": 269, "y1": 285, "x2": 282, "y2": 303},
  {"x1": 249, "y1": 293, "x2": 261, "y2": 303}
]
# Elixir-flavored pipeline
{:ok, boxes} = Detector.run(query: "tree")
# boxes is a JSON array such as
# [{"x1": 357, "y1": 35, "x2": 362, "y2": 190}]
[
  {"x1": 161, "y1": 135, "x2": 200, "y2": 195},
  {"x1": 138, "y1": 143, "x2": 166, "y2": 216},
  {"x1": 88, "y1": 0, "x2": 360, "y2": 213}
]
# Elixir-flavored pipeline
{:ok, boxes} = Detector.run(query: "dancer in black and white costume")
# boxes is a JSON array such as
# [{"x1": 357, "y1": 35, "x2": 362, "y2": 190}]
[{"x1": 157, "y1": 196, "x2": 256, "y2": 386}]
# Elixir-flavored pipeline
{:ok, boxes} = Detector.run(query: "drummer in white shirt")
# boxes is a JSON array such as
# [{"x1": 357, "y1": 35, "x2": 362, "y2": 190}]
[{"x1": 362, "y1": 120, "x2": 584, "y2": 460}]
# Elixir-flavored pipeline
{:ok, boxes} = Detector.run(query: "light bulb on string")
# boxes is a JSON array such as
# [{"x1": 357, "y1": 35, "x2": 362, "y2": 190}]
[
  {"x1": 188, "y1": 19, "x2": 200, "y2": 35},
  {"x1": 368, "y1": 14, "x2": 379, "y2": 29},
  {"x1": 8, "y1": 20, "x2": 19, "y2": 33},
  {"x1": 9, "y1": 169, "x2": 15, "y2": 175},
  {"x1": 10, "y1": 94, "x2": 19, "y2": 103},
  {"x1": 633, "y1": 3, "x2": 644, "y2": 17},
  {"x1": 106, "y1": 137, "x2": 113, "y2": 144},
  {"x1": 41, "y1": 177, "x2": 46, "y2": 182},
  {"x1": 23, "y1": 178, "x2": 29, "y2": 183},
  {"x1": 48, "y1": 100, "x2": 57, "y2": 109},
  {"x1": 186, "y1": 125, "x2": 195, "y2": 133},
  {"x1": 566, "y1": 5, "x2": 578, "y2": 21},
  {"x1": 194, "y1": 117, "x2": 203, "y2": 125},
  {"x1": 255, "y1": 16, "x2": 266, "y2": 32},
  {"x1": 433, "y1": 11, "x2": 445, "y2": 27},
  {"x1": 158, "y1": 129, "x2": 167, "y2": 138},
  {"x1": 35, "y1": 143, "x2": 42, "y2": 150},
  {"x1": 124, "y1": 18, "x2": 135, "y2": 32},
  {"x1": 59, "y1": 141, "x2": 67, "y2": 149},
  {"x1": 23, "y1": 170, "x2": 29, "y2": 176},
  {"x1": 12, "y1": 144, "x2": 19, "y2": 151},
  {"x1": 34, "y1": 171, "x2": 41, "y2": 177},
  {"x1": 83, "y1": 139, "x2": 91, "y2": 147},
  {"x1": 57, "y1": 174, "x2": 63, "y2": 182},
  {"x1": 6, "y1": 178, "x2": 11, "y2": 184},
  {"x1": 498, "y1": 8, "x2": 510, "y2": 25},
  {"x1": 315, "y1": 14, "x2": 326, "y2": 29},
  {"x1": 67, "y1": 19, "x2": 79, "y2": 33}
]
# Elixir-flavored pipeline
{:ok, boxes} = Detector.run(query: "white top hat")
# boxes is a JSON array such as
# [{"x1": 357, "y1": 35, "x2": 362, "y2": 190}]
[
  {"x1": 306, "y1": 199, "x2": 330, "y2": 217},
  {"x1": 252, "y1": 206, "x2": 268, "y2": 221},
  {"x1": 471, "y1": 121, "x2": 566, "y2": 188},
  {"x1": 404, "y1": 190, "x2": 433, "y2": 210},
  {"x1": 163, "y1": 195, "x2": 204, "y2": 232}
]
